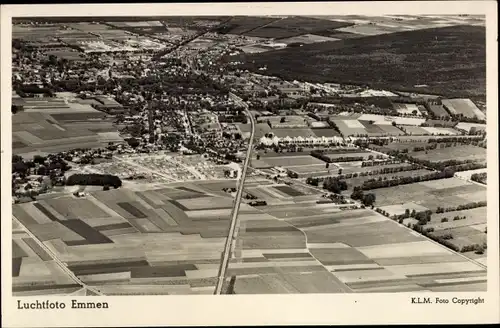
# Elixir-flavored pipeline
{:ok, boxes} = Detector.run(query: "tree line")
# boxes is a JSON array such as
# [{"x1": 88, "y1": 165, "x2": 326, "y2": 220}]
[
  {"x1": 310, "y1": 150, "x2": 364, "y2": 163},
  {"x1": 360, "y1": 168, "x2": 455, "y2": 191}
]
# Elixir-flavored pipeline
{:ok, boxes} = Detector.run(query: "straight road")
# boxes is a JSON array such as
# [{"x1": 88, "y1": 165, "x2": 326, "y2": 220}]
[{"x1": 214, "y1": 93, "x2": 255, "y2": 295}]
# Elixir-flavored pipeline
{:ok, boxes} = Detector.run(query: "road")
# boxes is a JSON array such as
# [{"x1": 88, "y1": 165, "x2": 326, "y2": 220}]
[
  {"x1": 213, "y1": 93, "x2": 255, "y2": 295},
  {"x1": 12, "y1": 216, "x2": 104, "y2": 296}
]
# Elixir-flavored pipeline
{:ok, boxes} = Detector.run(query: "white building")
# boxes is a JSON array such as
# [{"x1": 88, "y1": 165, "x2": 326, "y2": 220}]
[{"x1": 259, "y1": 134, "x2": 343, "y2": 146}]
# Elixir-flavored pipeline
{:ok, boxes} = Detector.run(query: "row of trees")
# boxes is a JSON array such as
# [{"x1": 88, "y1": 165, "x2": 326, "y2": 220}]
[
  {"x1": 361, "y1": 159, "x2": 400, "y2": 167},
  {"x1": 310, "y1": 150, "x2": 364, "y2": 163},
  {"x1": 360, "y1": 168, "x2": 455, "y2": 190},
  {"x1": 445, "y1": 162, "x2": 486, "y2": 173},
  {"x1": 435, "y1": 201, "x2": 487, "y2": 214}
]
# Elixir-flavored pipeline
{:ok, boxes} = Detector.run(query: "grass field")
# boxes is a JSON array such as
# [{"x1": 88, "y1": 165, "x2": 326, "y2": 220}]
[
  {"x1": 261, "y1": 155, "x2": 325, "y2": 168},
  {"x1": 410, "y1": 145, "x2": 486, "y2": 163},
  {"x1": 442, "y1": 99, "x2": 485, "y2": 120},
  {"x1": 370, "y1": 178, "x2": 486, "y2": 210},
  {"x1": 240, "y1": 25, "x2": 486, "y2": 98}
]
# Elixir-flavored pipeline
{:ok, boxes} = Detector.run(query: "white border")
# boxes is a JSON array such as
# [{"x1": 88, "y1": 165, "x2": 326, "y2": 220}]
[{"x1": 1, "y1": 2, "x2": 499, "y2": 327}]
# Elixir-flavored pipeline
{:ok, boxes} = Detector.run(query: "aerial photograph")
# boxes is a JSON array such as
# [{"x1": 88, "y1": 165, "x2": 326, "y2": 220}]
[{"x1": 10, "y1": 14, "x2": 488, "y2": 296}]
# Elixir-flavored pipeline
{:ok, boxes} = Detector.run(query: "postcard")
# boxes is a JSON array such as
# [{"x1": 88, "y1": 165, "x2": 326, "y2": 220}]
[{"x1": 1, "y1": 1, "x2": 498, "y2": 326}]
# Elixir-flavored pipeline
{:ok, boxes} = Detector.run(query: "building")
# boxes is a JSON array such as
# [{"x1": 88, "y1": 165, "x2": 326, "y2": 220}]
[
  {"x1": 259, "y1": 134, "x2": 343, "y2": 146},
  {"x1": 93, "y1": 96, "x2": 126, "y2": 114}
]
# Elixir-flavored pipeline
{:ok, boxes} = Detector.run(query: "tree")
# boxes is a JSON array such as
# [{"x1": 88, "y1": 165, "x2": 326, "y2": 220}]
[
  {"x1": 326, "y1": 163, "x2": 330, "y2": 169},
  {"x1": 351, "y1": 188, "x2": 364, "y2": 201},
  {"x1": 280, "y1": 117, "x2": 286, "y2": 123},
  {"x1": 404, "y1": 209, "x2": 410, "y2": 218},
  {"x1": 256, "y1": 154, "x2": 260, "y2": 160},
  {"x1": 474, "y1": 245, "x2": 485, "y2": 255},
  {"x1": 338, "y1": 168, "x2": 343, "y2": 175},
  {"x1": 362, "y1": 193, "x2": 376, "y2": 206},
  {"x1": 126, "y1": 138, "x2": 140, "y2": 148}
]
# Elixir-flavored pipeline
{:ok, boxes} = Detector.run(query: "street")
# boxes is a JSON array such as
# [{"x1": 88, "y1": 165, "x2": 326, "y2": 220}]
[{"x1": 213, "y1": 93, "x2": 255, "y2": 295}]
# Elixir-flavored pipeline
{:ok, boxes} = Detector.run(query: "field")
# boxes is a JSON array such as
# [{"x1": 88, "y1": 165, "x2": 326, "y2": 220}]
[
  {"x1": 280, "y1": 34, "x2": 341, "y2": 45},
  {"x1": 410, "y1": 145, "x2": 486, "y2": 163},
  {"x1": 11, "y1": 182, "x2": 250, "y2": 295},
  {"x1": 12, "y1": 100, "x2": 122, "y2": 156},
  {"x1": 311, "y1": 128, "x2": 342, "y2": 138},
  {"x1": 271, "y1": 128, "x2": 316, "y2": 138},
  {"x1": 342, "y1": 169, "x2": 432, "y2": 193},
  {"x1": 12, "y1": 219, "x2": 87, "y2": 296},
  {"x1": 243, "y1": 16, "x2": 353, "y2": 39},
  {"x1": 427, "y1": 207, "x2": 487, "y2": 262},
  {"x1": 237, "y1": 203, "x2": 486, "y2": 293},
  {"x1": 372, "y1": 177, "x2": 486, "y2": 210},
  {"x1": 221, "y1": 16, "x2": 280, "y2": 35},
  {"x1": 332, "y1": 118, "x2": 408, "y2": 137},
  {"x1": 393, "y1": 103, "x2": 422, "y2": 116},
  {"x1": 240, "y1": 25, "x2": 486, "y2": 98},
  {"x1": 442, "y1": 99, "x2": 485, "y2": 120},
  {"x1": 253, "y1": 155, "x2": 325, "y2": 169},
  {"x1": 428, "y1": 104, "x2": 450, "y2": 118},
  {"x1": 13, "y1": 170, "x2": 487, "y2": 294}
]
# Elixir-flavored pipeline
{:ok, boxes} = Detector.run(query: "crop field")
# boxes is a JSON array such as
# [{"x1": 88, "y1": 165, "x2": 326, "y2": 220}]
[
  {"x1": 12, "y1": 219, "x2": 85, "y2": 296},
  {"x1": 332, "y1": 119, "x2": 367, "y2": 136},
  {"x1": 370, "y1": 178, "x2": 486, "y2": 210},
  {"x1": 14, "y1": 173, "x2": 487, "y2": 294},
  {"x1": 12, "y1": 109, "x2": 122, "y2": 154},
  {"x1": 410, "y1": 145, "x2": 486, "y2": 163},
  {"x1": 241, "y1": 25, "x2": 486, "y2": 98},
  {"x1": 12, "y1": 182, "x2": 258, "y2": 295},
  {"x1": 442, "y1": 99, "x2": 485, "y2": 120},
  {"x1": 428, "y1": 104, "x2": 450, "y2": 118},
  {"x1": 278, "y1": 207, "x2": 486, "y2": 292}
]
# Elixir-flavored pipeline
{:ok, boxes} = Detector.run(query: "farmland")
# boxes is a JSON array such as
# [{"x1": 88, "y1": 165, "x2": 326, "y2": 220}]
[
  {"x1": 410, "y1": 145, "x2": 486, "y2": 163},
  {"x1": 11, "y1": 98, "x2": 122, "y2": 156},
  {"x1": 12, "y1": 219, "x2": 86, "y2": 296},
  {"x1": 239, "y1": 25, "x2": 486, "y2": 98},
  {"x1": 442, "y1": 98, "x2": 485, "y2": 120},
  {"x1": 11, "y1": 182, "x2": 247, "y2": 295},
  {"x1": 373, "y1": 177, "x2": 486, "y2": 210}
]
